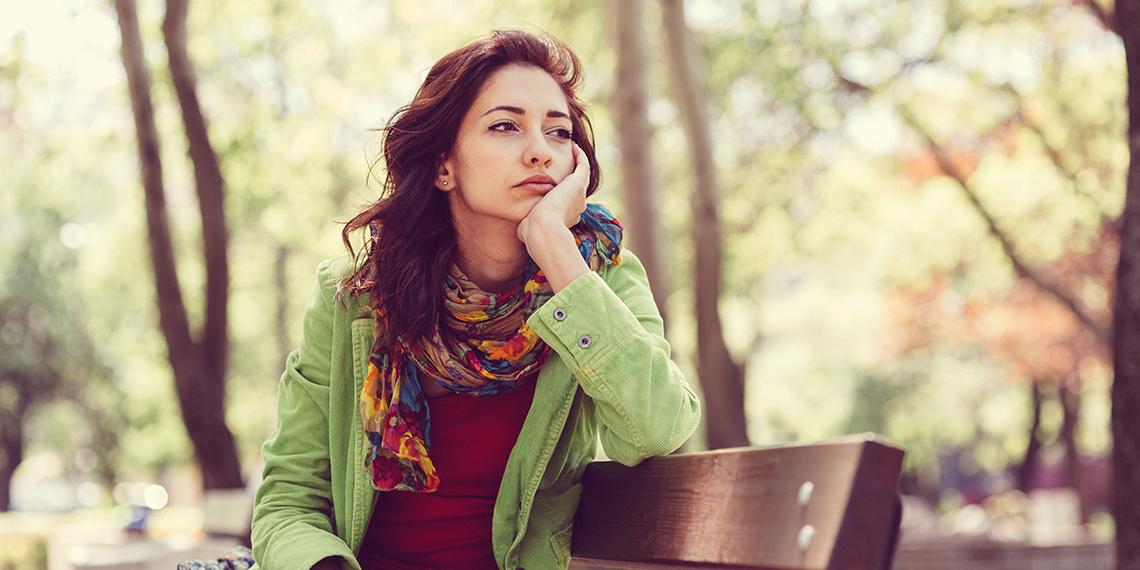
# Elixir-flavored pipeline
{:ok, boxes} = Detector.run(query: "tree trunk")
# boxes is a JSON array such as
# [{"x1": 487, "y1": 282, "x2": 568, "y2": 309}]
[
  {"x1": 660, "y1": 0, "x2": 749, "y2": 449},
  {"x1": 1017, "y1": 381, "x2": 1043, "y2": 492},
  {"x1": 0, "y1": 409, "x2": 23, "y2": 512},
  {"x1": 609, "y1": 0, "x2": 671, "y2": 326},
  {"x1": 162, "y1": 0, "x2": 230, "y2": 386},
  {"x1": 1113, "y1": 1, "x2": 1140, "y2": 565},
  {"x1": 114, "y1": 0, "x2": 242, "y2": 491},
  {"x1": 1059, "y1": 382, "x2": 1088, "y2": 525}
]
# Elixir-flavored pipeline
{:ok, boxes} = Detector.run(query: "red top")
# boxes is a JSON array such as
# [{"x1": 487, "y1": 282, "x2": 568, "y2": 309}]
[{"x1": 358, "y1": 375, "x2": 538, "y2": 570}]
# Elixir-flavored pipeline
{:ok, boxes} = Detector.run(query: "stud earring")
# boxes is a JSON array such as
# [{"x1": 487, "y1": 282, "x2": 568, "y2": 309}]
[{"x1": 442, "y1": 180, "x2": 448, "y2": 187}]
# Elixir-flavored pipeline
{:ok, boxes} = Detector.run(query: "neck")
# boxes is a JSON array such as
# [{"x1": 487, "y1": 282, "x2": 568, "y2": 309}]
[{"x1": 452, "y1": 215, "x2": 528, "y2": 293}]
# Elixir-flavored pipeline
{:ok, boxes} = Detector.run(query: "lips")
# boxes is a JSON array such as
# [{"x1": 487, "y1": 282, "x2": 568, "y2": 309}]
[
  {"x1": 516, "y1": 182, "x2": 555, "y2": 193},
  {"x1": 515, "y1": 174, "x2": 556, "y2": 187}
]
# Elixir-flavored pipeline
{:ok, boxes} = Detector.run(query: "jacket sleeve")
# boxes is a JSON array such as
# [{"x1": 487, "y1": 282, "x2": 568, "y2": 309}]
[
  {"x1": 526, "y1": 248, "x2": 702, "y2": 466},
  {"x1": 251, "y1": 259, "x2": 357, "y2": 570}
]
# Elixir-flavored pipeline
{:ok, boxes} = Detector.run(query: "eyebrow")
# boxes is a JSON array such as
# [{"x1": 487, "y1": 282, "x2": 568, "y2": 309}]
[{"x1": 481, "y1": 105, "x2": 570, "y2": 120}]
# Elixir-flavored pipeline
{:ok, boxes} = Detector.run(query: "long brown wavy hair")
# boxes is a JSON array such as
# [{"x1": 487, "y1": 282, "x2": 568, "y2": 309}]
[{"x1": 336, "y1": 29, "x2": 601, "y2": 352}]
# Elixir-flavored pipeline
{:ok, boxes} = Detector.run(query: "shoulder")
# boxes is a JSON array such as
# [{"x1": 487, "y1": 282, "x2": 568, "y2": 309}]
[
  {"x1": 316, "y1": 252, "x2": 356, "y2": 284},
  {"x1": 312, "y1": 253, "x2": 371, "y2": 320}
]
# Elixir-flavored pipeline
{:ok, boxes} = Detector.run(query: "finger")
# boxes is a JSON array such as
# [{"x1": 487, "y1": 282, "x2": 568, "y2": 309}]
[
  {"x1": 579, "y1": 148, "x2": 590, "y2": 185},
  {"x1": 574, "y1": 144, "x2": 589, "y2": 178}
]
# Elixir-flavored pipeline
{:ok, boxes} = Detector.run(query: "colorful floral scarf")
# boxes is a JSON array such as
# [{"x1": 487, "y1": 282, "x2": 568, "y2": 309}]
[{"x1": 360, "y1": 203, "x2": 624, "y2": 492}]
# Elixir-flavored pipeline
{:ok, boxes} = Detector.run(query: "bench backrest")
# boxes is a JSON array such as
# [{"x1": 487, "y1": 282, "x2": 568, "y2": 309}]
[{"x1": 570, "y1": 434, "x2": 904, "y2": 569}]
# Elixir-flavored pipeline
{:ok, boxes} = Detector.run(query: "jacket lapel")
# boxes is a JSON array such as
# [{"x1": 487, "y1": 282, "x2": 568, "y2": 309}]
[{"x1": 348, "y1": 317, "x2": 378, "y2": 554}]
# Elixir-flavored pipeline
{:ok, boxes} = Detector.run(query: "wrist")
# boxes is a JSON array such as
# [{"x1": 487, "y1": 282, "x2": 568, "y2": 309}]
[
  {"x1": 526, "y1": 211, "x2": 568, "y2": 239},
  {"x1": 523, "y1": 218, "x2": 588, "y2": 292}
]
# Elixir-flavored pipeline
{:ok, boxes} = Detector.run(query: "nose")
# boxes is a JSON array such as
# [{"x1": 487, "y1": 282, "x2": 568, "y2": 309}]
[{"x1": 522, "y1": 128, "x2": 553, "y2": 166}]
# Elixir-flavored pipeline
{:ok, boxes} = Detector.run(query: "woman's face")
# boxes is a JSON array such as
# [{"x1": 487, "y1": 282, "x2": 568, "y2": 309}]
[{"x1": 439, "y1": 63, "x2": 576, "y2": 228}]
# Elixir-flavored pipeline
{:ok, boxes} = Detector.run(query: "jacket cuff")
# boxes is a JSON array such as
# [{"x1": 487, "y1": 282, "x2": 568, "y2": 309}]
[
  {"x1": 258, "y1": 523, "x2": 359, "y2": 570},
  {"x1": 527, "y1": 271, "x2": 643, "y2": 373}
]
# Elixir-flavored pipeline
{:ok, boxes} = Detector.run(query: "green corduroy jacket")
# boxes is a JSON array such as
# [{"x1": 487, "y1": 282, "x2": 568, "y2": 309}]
[{"x1": 250, "y1": 247, "x2": 702, "y2": 570}]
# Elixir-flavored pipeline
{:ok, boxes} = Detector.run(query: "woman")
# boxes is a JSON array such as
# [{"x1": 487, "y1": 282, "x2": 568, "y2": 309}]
[{"x1": 250, "y1": 29, "x2": 701, "y2": 570}]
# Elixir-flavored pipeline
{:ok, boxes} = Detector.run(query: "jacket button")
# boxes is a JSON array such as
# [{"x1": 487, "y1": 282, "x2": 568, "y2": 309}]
[
  {"x1": 553, "y1": 308, "x2": 567, "y2": 321},
  {"x1": 578, "y1": 334, "x2": 592, "y2": 348}
]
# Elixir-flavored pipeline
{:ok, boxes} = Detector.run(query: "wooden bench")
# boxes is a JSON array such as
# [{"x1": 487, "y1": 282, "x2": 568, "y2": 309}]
[{"x1": 569, "y1": 434, "x2": 905, "y2": 569}]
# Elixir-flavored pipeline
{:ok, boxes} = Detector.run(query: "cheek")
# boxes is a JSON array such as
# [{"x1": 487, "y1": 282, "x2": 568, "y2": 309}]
[
  {"x1": 457, "y1": 143, "x2": 508, "y2": 185},
  {"x1": 555, "y1": 146, "x2": 575, "y2": 178}
]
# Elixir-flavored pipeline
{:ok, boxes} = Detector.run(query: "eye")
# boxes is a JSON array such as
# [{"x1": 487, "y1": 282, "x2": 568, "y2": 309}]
[
  {"x1": 489, "y1": 121, "x2": 572, "y2": 140},
  {"x1": 489, "y1": 121, "x2": 519, "y2": 132}
]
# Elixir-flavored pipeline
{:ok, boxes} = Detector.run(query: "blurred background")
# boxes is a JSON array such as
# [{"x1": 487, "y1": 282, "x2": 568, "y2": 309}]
[{"x1": 1, "y1": 0, "x2": 1133, "y2": 568}]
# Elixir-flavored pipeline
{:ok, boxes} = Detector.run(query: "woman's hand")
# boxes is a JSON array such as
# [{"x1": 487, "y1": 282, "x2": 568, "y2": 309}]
[
  {"x1": 516, "y1": 142, "x2": 589, "y2": 245},
  {"x1": 515, "y1": 142, "x2": 591, "y2": 292}
]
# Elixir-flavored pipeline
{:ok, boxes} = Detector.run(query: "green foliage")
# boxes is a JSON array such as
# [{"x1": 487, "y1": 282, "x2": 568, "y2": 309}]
[
  {"x1": 0, "y1": 533, "x2": 47, "y2": 570},
  {"x1": 1, "y1": 130, "x2": 128, "y2": 490}
]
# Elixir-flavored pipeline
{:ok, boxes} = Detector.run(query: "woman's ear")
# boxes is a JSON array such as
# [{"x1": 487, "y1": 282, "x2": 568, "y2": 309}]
[{"x1": 436, "y1": 153, "x2": 453, "y2": 192}]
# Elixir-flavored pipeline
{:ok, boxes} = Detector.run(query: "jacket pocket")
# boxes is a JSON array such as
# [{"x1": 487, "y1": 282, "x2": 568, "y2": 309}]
[
  {"x1": 548, "y1": 521, "x2": 573, "y2": 569},
  {"x1": 519, "y1": 482, "x2": 582, "y2": 570}
]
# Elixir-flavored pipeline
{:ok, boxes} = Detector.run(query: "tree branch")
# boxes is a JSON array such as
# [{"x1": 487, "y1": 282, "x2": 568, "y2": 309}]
[
  {"x1": 1081, "y1": 0, "x2": 1118, "y2": 35},
  {"x1": 996, "y1": 84, "x2": 1115, "y2": 228},
  {"x1": 900, "y1": 108, "x2": 1110, "y2": 343}
]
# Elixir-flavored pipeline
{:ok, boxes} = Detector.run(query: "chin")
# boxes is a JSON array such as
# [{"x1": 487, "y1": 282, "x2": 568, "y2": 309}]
[{"x1": 480, "y1": 206, "x2": 531, "y2": 226}]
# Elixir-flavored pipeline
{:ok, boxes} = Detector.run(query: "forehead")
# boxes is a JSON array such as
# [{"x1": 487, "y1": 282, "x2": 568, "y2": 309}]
[{"x1": 469, "y1": 64, "x2": 570, "y2": 116}]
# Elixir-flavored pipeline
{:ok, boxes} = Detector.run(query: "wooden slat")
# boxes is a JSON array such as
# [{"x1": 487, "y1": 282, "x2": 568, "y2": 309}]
[
  {"x1": 570, "y1": 435, "x2": 904, "y2": 569},
  {"x1": 831, "y1": 439, "x2": 904, "y2": 569}
]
